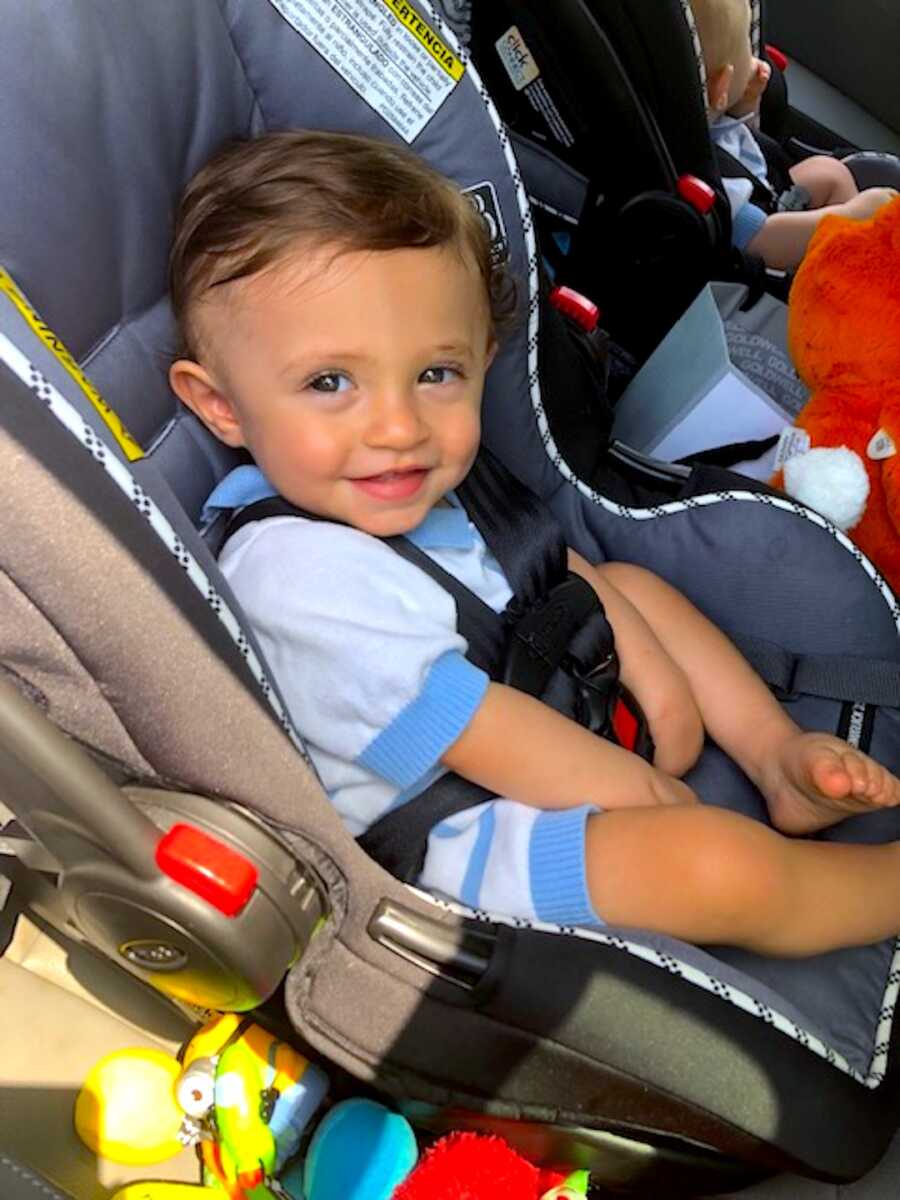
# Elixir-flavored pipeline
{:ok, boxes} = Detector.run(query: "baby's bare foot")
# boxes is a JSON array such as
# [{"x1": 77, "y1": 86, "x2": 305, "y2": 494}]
[{"x1": 763, "y1": 733, "x2": 900, "y2": 835}]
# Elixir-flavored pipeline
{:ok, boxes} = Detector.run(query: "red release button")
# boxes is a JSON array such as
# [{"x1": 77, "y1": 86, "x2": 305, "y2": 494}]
[
  {"x1": 677, "y1": 174, "x2": 717, "y2": 215},
  {"x1": 765, "y1": 44, "x2": 789, "y2": 73},
  {"x1": 156, "y1": 824, "x2": 258, "y2": 917},
  {"x1": 549, "y1": 285, "x2": 600, "y2": 332}
]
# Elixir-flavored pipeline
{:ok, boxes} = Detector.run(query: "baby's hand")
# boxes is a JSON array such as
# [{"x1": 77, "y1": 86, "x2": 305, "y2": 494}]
[
  {"x1": 842, "y1": 186, "x2": 899, "y2": 221},
  {"x1": 729, "y1": 57, "x2": 771, "y2": 117}
]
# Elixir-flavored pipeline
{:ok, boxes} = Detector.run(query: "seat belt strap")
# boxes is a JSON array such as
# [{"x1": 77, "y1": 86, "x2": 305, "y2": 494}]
[
  {"x1": 457, "y1": 448, "x2": 569, "y2": 609},
  {"x1": 356, "y1": 775, "x2": 498, "y2": 882},
  {"x1": 732, "y1": 634, "x2": 900, "y2": 708}
]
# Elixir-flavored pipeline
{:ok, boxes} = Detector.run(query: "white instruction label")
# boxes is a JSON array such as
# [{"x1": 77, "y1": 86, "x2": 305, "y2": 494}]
[{"x1": 268, "y1": 0, "x2": 464, "y2": 142}]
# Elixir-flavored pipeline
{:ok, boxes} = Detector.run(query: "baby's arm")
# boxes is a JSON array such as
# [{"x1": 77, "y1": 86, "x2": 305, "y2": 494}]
[
  {"x1": 442, "y1": 681, "x2": 696, "y2": 812},
  {"x1": 748, "y1": 188, "x2": 898, "y2": 271}
]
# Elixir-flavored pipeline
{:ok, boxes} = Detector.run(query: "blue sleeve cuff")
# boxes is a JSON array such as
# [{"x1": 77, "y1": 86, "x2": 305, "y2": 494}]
[
  {"x1": 732, "y1": 201, "x2": 768, "y2": 251},
  {"x1": 529, "y1": 805, "x2": 604, "y2": 927},
  {"x1": 356, "y1": 650, "x2": 489, "y2": 789}
]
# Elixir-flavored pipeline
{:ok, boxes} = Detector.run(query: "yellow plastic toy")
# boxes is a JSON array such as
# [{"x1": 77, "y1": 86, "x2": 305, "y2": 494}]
[
  {"x1": 74, "y1": 1047, "x2": 185, "y2": 1165},
  {"x1": 112, "y1": 1187, "x2": 224, "y2": 1200},
  {"x1": 179, "y1": 1013, "x2": 327, "y2": 1196}
]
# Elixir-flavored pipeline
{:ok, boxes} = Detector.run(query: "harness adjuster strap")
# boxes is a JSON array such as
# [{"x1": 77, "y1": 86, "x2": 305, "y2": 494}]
[{"x1": 503, "y1": 572, "x2": 606, "y2": 696}]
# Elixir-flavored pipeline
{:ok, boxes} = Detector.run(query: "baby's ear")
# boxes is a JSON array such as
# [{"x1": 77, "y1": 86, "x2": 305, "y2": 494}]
[
  {"x1": 707, "y1": 63, "x2": 734, "y2": 114},
  {"x1": 169, "y1": 360, "x2": 246, "y2": 448}
]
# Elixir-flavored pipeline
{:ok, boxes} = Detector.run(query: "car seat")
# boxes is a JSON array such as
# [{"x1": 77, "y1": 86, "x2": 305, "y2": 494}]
[
  {"x1": 462, "y1": 0, "x2": 755, "y2": 358},
  {"x1": 463, "y1": 0, "x2": 900, "y2": 361},
  {"x1": 2, "y1": 2, "x2": 900, "y2": 1196}
]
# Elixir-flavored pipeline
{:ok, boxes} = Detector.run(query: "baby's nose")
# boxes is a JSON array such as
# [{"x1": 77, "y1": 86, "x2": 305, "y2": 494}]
[{"x1": 367, "y1": 391, "x2": 428, "y2": 447}]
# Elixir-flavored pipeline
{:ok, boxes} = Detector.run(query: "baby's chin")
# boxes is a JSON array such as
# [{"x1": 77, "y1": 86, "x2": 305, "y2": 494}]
[{"x1": 347, "y1": 510, "x2": 429, "y2": 538}]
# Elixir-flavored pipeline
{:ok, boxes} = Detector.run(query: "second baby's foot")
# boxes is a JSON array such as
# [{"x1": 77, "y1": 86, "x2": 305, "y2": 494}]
[{"x1": 763, "y1": 733, "x2": 900, "y2": 835}]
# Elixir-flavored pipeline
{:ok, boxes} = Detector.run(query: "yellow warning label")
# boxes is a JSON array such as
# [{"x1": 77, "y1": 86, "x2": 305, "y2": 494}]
[
  {"x1": 0, "y1": 267, "x2": 143, "y2": 461},
  {"x1": 381, "y1": 0, "x2": 465, "y2": 81}
]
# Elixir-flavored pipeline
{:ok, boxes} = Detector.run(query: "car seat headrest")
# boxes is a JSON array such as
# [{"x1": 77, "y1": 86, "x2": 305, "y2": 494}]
[{"x1": 0, "y1": 0, "x2": 537, "y2": 523}]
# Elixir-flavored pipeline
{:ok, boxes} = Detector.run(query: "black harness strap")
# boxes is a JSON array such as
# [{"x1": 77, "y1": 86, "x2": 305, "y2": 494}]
[
  {"x1": 456, "y1": 447, "x2": 569, "y2": 610},
  {"x1": 732, "y1": 634, "x2": 900, "y2": 708}
]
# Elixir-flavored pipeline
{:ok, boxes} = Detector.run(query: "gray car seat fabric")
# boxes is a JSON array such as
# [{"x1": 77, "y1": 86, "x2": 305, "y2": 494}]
[{"x1": 3, "y1": 0, "x2": 900, "y2": 1187}]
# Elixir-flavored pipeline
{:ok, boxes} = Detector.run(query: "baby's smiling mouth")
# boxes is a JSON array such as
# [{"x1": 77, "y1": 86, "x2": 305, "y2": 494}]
[{"x1": 350, "y1": 467, "x2": 429, "y2": 500}]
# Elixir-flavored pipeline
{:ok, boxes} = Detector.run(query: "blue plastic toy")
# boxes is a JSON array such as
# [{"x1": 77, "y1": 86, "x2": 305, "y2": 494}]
[{"x1": 302, "y1": 1098, "x2": 418, "y2": 1200}]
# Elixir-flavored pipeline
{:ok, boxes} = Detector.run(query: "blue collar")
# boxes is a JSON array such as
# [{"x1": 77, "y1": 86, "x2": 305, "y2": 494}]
[
  {"x1": 203, "y1": 465, "x2": 476, "y2": 550},
  {"x1": 202, "y1": 464, "x2": 277, "y2": 524}
]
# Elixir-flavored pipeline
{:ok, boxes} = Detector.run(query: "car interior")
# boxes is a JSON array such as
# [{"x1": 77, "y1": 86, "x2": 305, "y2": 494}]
[{"x1": 2, "y1": 3, "x2": 900, "y2": 1198}]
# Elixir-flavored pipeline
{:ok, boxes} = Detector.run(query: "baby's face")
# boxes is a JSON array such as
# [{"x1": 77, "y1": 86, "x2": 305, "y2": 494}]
[{"x1": 192, "y1": 240, "x2": 494, "y2": 536}]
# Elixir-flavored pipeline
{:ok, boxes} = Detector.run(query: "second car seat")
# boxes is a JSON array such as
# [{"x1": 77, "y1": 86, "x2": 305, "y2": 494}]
[
  {"x1": 463, "y1": 0, "x2": 900, "y2": 360},
  {"x1": 2, "y1": 1, "x2": 900, "y2": 1195}
]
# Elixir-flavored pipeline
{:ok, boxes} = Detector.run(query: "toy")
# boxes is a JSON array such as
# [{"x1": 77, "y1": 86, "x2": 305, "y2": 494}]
[
  {"x1": 391, "y1": 1130, "x2": 589, "y2": 1199},
  {"x1": 112, "y1": 1187, "x2": 224, "y2": 1199},
  {"x1": 74, "y1": 1047, "x2": 185, "y2": 1166},
  {"x1": 770, "y1": 196, "x2": 900, "y2": 593},
  {"x1": 76, "y1": 1015, "x2": 327, "y2": 1199},
  {"x1": 178, "y1": 1013, "x2": 328, "y2": 1197},
  {"x1": 301, "y1": 1098, "x2": 418, "y2": 1200}
]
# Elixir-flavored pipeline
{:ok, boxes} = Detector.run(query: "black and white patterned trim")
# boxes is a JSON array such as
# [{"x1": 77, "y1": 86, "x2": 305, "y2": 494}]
[
  {"x1": 750, "y1": 0, "x2": 762, "y2": 56},
  {"x1": 409, "y1": 885, "x2": 898, "y2": 1088},
  {"x1": 680, "y1": 0, "x2": 708, "y2": 102},
  {"x1": 0, "y1": 331, "x2": 311, "y2": 766}
]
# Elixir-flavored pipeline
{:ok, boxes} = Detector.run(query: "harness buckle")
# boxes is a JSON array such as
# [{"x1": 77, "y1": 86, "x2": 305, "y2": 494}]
[
  {"x1": 503, "y1": 573, "x2": 604, "y2": 696},
  {"x1": 571, "y1": 651, "x2": 620, "y2": 734}
]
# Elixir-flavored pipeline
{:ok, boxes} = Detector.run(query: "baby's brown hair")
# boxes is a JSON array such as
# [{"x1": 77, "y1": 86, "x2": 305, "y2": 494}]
[{"x1": 170, "y1": 130, "x2": 517, "y2": 358}]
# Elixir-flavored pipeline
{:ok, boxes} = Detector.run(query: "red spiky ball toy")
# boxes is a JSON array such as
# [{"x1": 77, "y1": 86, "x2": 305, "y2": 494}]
[{"x1": 391, "y1": 1131, "x2": 570, "y2": 1199}]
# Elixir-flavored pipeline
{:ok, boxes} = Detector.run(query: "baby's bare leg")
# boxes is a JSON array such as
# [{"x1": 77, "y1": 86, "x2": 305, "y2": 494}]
[
  {"x1": 572, "y1": 554, "x2": 703, "y2": 777},
  {"x1": 790, "y1": 156, "x2": 858, "y2": 207},
  {"x1": 589, "y1": 562, "x2": 900, "y2": 832},
  {"x1": 585, "y1": 806, "x2": 900, "y2": 956}
]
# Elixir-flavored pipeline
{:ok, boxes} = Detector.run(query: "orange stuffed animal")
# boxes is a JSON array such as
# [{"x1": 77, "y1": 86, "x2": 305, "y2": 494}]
[{"x1": 771, "y1": 195, "x2": 900, "y2": 595}]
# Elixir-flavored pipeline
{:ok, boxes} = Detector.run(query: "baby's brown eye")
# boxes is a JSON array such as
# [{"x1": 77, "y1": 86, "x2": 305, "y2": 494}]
[
  {"x1": 419, "y1": 366, "x2": 459, "y2": 385},
  {"x1": 309, "y1": 369, "x2": 352, "y2": 393}
]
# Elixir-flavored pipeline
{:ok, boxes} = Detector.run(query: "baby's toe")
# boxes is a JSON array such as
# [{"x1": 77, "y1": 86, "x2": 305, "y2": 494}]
[
  {"x1": 852, "y1": 754, "x2": 900, "y2": 805},
  {"x1": 812, "y1": 751, "x2": 853, "y2": 799}
]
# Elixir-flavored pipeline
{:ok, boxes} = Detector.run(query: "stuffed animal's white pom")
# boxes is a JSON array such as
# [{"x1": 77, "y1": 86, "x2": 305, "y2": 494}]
[{"x1": 783, "y1": 446, "x2": 870, "y2": 531}]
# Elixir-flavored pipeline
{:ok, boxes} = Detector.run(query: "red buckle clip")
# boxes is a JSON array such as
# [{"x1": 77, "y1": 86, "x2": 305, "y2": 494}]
[
  {"x1": 549, "y1": 285, "x2": 600, "y2": 333},
  {"x1": 611, "y1": 697, "x2": 640, "y2": 753},
  {"x1": 677, "y1": 175, "x2": 717, "y2": 216},
  {"x1": 765, "y1": 44, "x2": 789, "y2": 73},
  {"x1": 156, "y1": 824, "x2": 258, "y2": 917}
]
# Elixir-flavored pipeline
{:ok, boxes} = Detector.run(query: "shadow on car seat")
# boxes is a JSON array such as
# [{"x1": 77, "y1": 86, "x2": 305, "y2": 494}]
[{"x1": 1, "y1": 2, "x2": 900, "y2": 1195}]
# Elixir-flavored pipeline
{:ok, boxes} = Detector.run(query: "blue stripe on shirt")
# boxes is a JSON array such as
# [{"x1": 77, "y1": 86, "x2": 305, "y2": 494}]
[{"x1": 356, "y1": 650, "x2": 489, "y2": 789}]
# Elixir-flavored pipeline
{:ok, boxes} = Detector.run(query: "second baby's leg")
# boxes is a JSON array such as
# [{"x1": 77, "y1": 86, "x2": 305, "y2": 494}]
[
  {"x1": 790, "y1": 155, "x2": 858, "y2": 207},
  {"x1": 585, "y1": 804, "x2": 900, "y2": 956}
]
